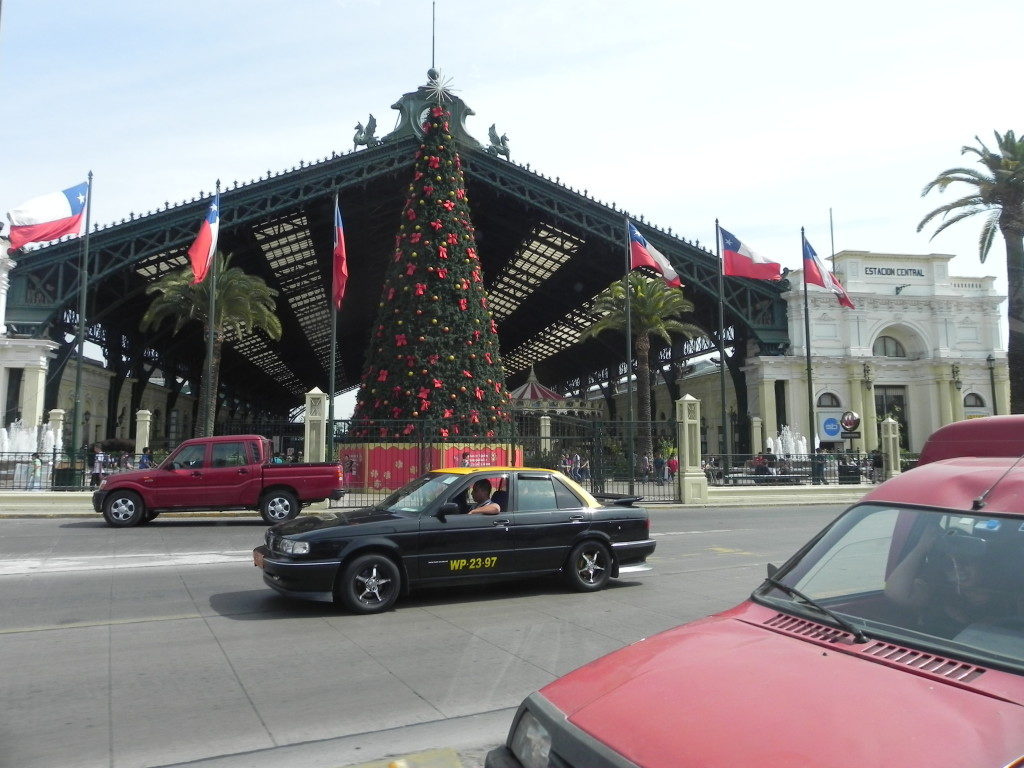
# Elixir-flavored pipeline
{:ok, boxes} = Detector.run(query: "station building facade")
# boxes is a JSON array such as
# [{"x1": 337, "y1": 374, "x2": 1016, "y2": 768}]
[{"x1": 642, "y1": 250, "x2": 1009, "y2": 454}]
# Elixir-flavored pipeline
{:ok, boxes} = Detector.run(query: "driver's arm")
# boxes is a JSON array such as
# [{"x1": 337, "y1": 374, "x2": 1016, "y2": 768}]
[
  {"x1": 885, "y1": 527, "x2": 938, "y2": 607},
  {"x1": 468, "y1": 500, "x2": 500, "y2": 515}
]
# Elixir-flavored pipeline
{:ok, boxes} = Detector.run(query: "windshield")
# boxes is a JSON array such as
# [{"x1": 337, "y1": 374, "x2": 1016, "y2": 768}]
[
  {"x1": 757, "y1": 503, "x2": 1024, "y2": 671},
  {"x1": 375, "y1": 472, "x2": 460, "y2": 515}
]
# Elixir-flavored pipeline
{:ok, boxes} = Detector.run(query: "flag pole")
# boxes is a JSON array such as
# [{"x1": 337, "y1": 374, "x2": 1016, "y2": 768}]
[
  {"x1": 715, "y1": 219, "x2": 730, "y2": 474},
  {"x1": 203, "y1": 181, "x2": 220, "y2": 437},
  {"x1": 624, "y1": 219, "x2": 635, "y2": 495},
  {"x1": 328, "y1": 193, "x2": 339, "y2": 460},
  {"x1": 71, "y1": 171, "x2": 93, "y2": 461},
  {"x1": 802, "y1": 227, "x2": 815, "y2": 453}
]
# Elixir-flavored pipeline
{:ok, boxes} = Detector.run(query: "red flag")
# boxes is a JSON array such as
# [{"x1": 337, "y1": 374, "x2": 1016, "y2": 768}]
[
  {"x1": 187, "y1": 193, "x2": 219, "y2": 284},
  {"x1": 6, "y1": 182, "x2": 88, "y2": 251},
  {"x1": 628, "y1": 222, "x2": 681, "y2": 287},
  {"x1": 332, "y1": 198, "x2": 348, "y2": 309},
  {"x1": 718, "y1": 226, "x2": 782, "y2": 281},
  {"x1": 803, "y1": 238, "x2": 854, "y2": 309}
]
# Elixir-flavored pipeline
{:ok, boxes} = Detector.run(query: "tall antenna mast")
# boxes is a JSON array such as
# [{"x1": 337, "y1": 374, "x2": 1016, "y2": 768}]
[{"x1": 431, "y1": 0, "x2": 436, "y2": 69}]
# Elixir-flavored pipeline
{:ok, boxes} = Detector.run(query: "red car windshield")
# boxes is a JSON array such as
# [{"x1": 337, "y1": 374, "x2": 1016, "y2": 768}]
[{"x1": 758, "y1": 503, "x2": 1024, "y2": 672}]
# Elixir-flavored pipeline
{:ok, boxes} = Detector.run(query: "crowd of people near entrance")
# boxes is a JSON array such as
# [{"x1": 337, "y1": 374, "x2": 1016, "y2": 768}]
[{"x1": 701, "y1": 447, "x2": 887, "y2": 486}]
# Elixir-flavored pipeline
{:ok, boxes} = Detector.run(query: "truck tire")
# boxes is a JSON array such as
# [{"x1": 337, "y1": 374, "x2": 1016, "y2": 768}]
[
  {"x1": 103, "y1": 491, "x2": 145, "y2": 528},
  {"x1": 335, "y1": 554, "x2": 401, "y2": 613},
  {"x1": 260, "y1": 490, "x2": 300, "y2": 524}
]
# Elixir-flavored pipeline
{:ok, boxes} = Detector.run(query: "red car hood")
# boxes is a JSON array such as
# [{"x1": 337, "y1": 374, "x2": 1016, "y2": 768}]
[{"x1": 541, "y1": 602, "x2": 1024, "y2": 768}]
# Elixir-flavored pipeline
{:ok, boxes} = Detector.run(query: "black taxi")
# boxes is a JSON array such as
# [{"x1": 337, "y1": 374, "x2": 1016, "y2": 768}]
[{"x1": 252, "y1": 467, "x2": 655, "y2": 613}]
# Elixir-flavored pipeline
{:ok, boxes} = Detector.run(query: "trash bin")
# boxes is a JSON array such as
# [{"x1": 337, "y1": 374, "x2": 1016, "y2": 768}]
[
  {"x1": 837, "y1": 464, "x2": 860, "y2": 485},
  {"x1": 52, "y1": 468, "x2": 85, "y2": 490}
]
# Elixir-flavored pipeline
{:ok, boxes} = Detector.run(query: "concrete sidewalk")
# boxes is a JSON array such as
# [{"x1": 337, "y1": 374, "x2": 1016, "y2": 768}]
[{"x1": 0, "y1": 483, "x2": 867, "y2": 517}]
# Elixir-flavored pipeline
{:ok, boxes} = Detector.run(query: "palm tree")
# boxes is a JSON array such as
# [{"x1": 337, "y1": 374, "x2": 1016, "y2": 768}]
[
  {"x1": 918, "y1": 130, "x2": 1024, "y2": 412},
  {"x1": 140, "y1": 253, "x2": 282, "y2": 436},
  {"x1": 582, "y1": 272, "x2": 702, "y2": 465}
]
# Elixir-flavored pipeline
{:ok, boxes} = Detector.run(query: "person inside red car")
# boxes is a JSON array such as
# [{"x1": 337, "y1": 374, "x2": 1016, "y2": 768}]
[{"x1": 885, "y1": 524, "x2": 1018, "y2": 638}]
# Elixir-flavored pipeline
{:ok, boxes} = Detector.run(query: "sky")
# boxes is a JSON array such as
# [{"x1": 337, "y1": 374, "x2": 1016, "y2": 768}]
[{"x1": 2, "y1": 0, "x2": 1021, "y2": 415}]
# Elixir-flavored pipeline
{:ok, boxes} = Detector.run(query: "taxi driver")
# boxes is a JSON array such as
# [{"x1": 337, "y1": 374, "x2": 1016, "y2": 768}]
[{"x1": 468, "y1": 479, "x2": 501, "y2": 515}]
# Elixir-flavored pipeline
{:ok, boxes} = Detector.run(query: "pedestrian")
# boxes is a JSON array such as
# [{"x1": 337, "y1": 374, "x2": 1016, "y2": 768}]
[
  {"x1": 90, "y1": 444, "x2": 107, "y2": 488},
  {"x1": 138, "y1": 447, "x2": 153, "y2": 469},
  {"x1": 812, "y1": 447, "x2": 828, "y2": 485},
  {"x1": 640, "y1": 454, "x2": 652, "y2": 482},
  {"x1": 667, "y1": 455, "x2": 678, "y2": 481},
  {"x1": 579, "y1": 456, "x2": 591, "y2": 482},
  {"x1": 653, "y1": 453, "x2": 666, "y2": 485},
  {"x1": 571, "y1": 452, "x2": 582, "y2": 481},
  {"x1": 28, "y1": 452, "x2": 43, "y2": 490},
  {"x1": 870, "y1": 449, "x2": 883, "y2": 483}
]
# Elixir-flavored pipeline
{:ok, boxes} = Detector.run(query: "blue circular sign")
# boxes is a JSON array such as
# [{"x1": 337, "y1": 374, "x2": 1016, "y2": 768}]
[{"x1": 822, "y1": 417, "x2": 841, "y2": 437}]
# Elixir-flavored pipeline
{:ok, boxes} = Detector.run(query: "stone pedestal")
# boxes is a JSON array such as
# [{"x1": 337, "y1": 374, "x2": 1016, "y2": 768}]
[
  {"x1": 134, "y1": 410, "x2": 152, "y2": 455},
  {"x1": 881, "y1": 417, "x2": 902, "y2": 481},
  {"x1": 304, "y1": 387, "x2": 328, "y2": 463},
  {"x1": 48, "y1": 409, "x2": 65, "y2": 453},
  {"x1": 750, "y1": 416, "x2": 763, "y2": 454},
  {"x1": 676, "y1": 394, "x2": 709, "y2": 504},
  {"x1": 539, "y1": 415, "x2": 552, "y2": 455}
]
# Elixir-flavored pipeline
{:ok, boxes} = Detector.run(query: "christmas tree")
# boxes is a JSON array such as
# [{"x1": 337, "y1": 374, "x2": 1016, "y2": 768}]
[{"x1": 351, "y1": 104, "x2": 513, "y2": 440}]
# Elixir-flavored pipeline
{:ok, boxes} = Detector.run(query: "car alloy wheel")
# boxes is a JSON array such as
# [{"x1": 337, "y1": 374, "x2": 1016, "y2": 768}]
[
  {"x1": 337, "y1": 554, "x2": 401, "y2": 613},
  {"x1": 565, "y1": 540, "x2": 611, "y2": 591}
]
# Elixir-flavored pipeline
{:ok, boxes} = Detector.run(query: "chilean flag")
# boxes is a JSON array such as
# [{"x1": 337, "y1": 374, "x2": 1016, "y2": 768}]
[
  {"x1": 6, "y1": 182, "x2": 88, "y2": 251},
  {"x1": 187, "y1": 192, "x2": 220, "y2": 284},
  {"x1": 719, "y1": 226, "x2": 782, "y2": 280},
  {"x1": 332, "y1": 197, "x2": 348, "y2": 309},
  {"x1": 628, "y1": 222, "x2": 681, "y2": 287},
  {"x1": 803, "y1": 238, "x2": 855, "y2": 309}
]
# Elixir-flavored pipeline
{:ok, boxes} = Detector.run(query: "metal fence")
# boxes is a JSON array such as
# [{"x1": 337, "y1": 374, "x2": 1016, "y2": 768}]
[{"x1": 0, "y1": 418, "x2": 920, "y2": 498}]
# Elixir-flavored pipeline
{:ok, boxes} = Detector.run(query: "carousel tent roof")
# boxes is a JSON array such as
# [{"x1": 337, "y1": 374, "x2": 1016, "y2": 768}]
[{"x1": 509, "y1": 367, "x2": 564, "y2": 401}]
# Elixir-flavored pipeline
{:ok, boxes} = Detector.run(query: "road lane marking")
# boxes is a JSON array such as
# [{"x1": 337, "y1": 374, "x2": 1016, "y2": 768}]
[
  {"x1": 0, "y1": 613, "x2": 206, "y2": 635},
  {"x1": 651, "y1": 529, "x2": 734, "y2": 537},
  {"x1": 0, "y1": 550, "x2": 254, "y2": 576}
]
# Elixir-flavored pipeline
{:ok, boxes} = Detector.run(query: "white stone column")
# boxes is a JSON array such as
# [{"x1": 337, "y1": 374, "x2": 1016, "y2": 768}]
[
  {"x1": 676, "y1": 394, "x2": 709, "y2": 504},
  {"x1": 48, "y1": 409, "x2": 65, "y2": 453},
  {"x1": 934, "y1": 365, "x2": 953, "y2": 427},
  {"x1": 134, "y1": 410, "x2": 152, "y2": 455},
  {"x1": 757, "y1": 377, "x2": 777, "y2": 444},
  {"x1": 304, "y1": 387, "x2": 328, "y2": 463},
  {"x1": 847, "y1": 369, "x2": 865, "y2": 452},
  {"x1": 21, "y1": 363, "x2": 47, "y2": 430},
  {"x1": 881, "y1": 417, "x2": 902, "y2": 481},
  {"x1": 750, "y1": 416, "x2": 763, "y2": 454}
]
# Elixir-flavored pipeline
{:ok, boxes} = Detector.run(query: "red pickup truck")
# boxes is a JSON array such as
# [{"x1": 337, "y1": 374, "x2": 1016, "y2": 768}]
[{"x1": 91, "y1": 435, "x2": 345, "y2": 527}]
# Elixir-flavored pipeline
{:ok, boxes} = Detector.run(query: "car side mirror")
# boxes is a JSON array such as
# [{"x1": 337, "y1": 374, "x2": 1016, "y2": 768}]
[
  {"x1": 436, "y1": 502, "x2": 460, "y2": 518},
  {"x1": 766, "y1": 563, "x2": 779, "y2": 579}
]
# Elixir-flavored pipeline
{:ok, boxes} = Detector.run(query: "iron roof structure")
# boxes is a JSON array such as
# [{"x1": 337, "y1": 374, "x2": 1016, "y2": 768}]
[{"x1": 7, "y1": 72, "x2": 789, "y2": 420}]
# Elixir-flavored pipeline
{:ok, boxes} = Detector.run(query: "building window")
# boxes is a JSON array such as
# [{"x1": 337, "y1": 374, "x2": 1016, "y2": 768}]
[
  {"x1": 817, "y1": 392, "x2": 841, "y2": 408},
  {"x1": 964, "y1": 393, "x2": 985, "y2": 408},
  {"x1": 872, "y1": 336, "x2": 906, "y2": 358}
]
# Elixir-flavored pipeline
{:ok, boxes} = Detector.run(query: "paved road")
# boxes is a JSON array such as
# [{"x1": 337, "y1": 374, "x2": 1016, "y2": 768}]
[{"x1": 0, "y1": 505, "x2": 844, "y2": 768}]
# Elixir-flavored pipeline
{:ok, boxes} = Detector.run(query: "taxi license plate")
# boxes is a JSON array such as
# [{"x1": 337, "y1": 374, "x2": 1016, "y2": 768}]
[{"x1": 253, "y1": 549, "x2": 264, "y2": 568}]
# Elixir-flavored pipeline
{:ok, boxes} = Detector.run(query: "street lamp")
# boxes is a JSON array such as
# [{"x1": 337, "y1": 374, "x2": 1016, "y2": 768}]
[
  {"x1": 987, "y1": 354, "x2": 998, "y2": 415},
  {"x1": 951, "y1": 365, "x2": 963, "y2": 391}
]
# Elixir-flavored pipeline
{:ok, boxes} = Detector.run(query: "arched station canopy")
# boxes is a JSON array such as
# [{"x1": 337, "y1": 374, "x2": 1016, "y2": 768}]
[{"x1": 6, "y1": 73, "x2": 789, "y2": 415}]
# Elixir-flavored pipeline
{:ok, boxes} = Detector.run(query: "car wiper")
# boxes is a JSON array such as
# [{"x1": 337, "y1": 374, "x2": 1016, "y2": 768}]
[{"x1": 762, "y1": 577, "x2": 869, "y2": 644}]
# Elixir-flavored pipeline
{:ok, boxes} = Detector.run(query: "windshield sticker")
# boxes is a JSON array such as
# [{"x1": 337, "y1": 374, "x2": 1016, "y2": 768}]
[{"x1": 441, "y1": 476, "x2": 458, "y2": 485}]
